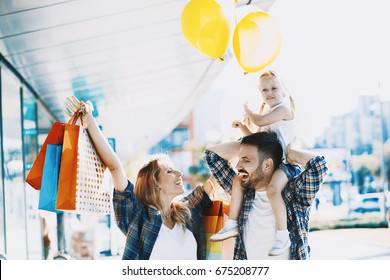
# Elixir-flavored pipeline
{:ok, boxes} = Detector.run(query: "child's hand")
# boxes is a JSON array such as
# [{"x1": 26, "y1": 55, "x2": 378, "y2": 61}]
[
  {"x1": 243, "y1": 115, "x2": 251, "y2": 126},
  {"x1": 232, "y1": 174, "x2": 245, "y2": 190},
  {"x1": 232, "y1": 119, "x2": 244, "y2": 128},
  {"x1": 243, "y1": 102, "x2": 251, "y2": 115}
]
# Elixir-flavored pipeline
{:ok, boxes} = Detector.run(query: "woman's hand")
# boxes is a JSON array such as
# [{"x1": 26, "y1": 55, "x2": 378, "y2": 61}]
[
  {"x1": 65, "y1": 96, "x2": 93, "y2": 128},
  {"x1": 66, "y1": 96, "x2": 127, "y2": 192}
]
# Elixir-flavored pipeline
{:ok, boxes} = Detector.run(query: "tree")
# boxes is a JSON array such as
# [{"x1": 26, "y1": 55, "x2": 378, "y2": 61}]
[{"x1": 351, "y1": 152, "x2": 380, "y2": 193}]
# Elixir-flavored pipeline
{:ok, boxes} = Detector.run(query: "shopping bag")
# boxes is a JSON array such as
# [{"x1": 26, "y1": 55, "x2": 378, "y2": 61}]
[
  {"x1": 38, "y1": 144, "x2": 63, "y2": 213},
  {"x1": 55, "y1": 119, "x2": 111, "y2": 214},
  {"x1": 203, "y1": 200, "x2": 228, "y2": 260},
  {"x1": 26, "y1": 122, "x2": 66, "y2": 190}
]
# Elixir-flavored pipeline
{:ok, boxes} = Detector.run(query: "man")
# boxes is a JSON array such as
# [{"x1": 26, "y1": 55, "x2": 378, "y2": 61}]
[{"x1": 204, "y1": 131, "x2": 327, "y2": 260}]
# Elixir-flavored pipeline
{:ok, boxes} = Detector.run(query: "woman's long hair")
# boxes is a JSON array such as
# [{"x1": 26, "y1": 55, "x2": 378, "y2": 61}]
[{"x1": 134, "y1": 154, "x2": 191, "y2": 228}]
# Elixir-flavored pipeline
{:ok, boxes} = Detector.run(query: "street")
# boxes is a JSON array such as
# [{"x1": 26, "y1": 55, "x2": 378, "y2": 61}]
[{"x1": 309, "y1": 228, "x2": 390, "y2": 260}]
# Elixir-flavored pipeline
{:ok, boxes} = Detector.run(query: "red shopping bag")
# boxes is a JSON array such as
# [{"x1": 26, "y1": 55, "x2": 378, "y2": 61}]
[{"x1": 26, "y1": 122, "x2": 66, "y2": 190}]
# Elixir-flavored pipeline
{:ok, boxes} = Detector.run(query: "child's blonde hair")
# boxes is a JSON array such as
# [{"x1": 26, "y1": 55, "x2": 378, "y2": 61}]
[{"x1": 259, "y1": 70, "x2": 295, "y2": 115}]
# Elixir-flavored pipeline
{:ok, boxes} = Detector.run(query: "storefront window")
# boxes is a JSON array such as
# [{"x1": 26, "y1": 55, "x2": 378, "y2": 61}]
[
  {"x1": 23, "y1": 88, "x2": 43, "y2": 259},
  {"x1": 1, "y1": 67, "x2": 27, "y2": 259},
  {"x1": 0, "y1": 66, "x2": 4, "y2": 256}
]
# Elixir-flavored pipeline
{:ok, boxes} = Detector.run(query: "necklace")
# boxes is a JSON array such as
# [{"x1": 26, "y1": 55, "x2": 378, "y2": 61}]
[{"x1": 159, "y1": 211, "x2": 171, "y2": 218}]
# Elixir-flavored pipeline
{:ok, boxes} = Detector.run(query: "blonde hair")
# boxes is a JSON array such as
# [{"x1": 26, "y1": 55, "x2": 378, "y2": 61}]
[
  {"x1": 259, "y1": 70, "x2": 295, "y2": 115},
  {"x1": 134, "y1": 154, "x2": 190, "y2": 229}
]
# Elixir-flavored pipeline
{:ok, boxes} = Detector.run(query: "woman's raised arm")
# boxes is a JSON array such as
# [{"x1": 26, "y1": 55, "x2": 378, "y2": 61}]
[{"x1": 66, "y1": 96, "x2": 128, "y2": 192}]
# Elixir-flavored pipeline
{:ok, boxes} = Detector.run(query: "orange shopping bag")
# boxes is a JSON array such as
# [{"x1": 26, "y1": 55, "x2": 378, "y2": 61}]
[
  {"x1": 26, "y1": 122, "x2": 66, "y2": 190},
  {"x1": 203, "y1": 200, "x2": 229, "y2": 260},
  {"x1": 55, "y1": 115, "x2": 111, "y2": 214}
]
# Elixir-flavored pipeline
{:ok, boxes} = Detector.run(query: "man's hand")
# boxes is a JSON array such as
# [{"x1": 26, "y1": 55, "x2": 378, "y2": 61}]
[{"x1": 286, "y1": 145, "x2": 316, "y2": 166}]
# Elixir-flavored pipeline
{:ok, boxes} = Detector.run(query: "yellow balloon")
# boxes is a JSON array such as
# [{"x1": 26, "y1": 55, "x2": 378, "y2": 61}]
[
  {"x1": 181, "y1": 0, "x2": 231, "y2": 59},
  {"x1": 233, "y1": 10, "x2": 281, "y2": 73}
]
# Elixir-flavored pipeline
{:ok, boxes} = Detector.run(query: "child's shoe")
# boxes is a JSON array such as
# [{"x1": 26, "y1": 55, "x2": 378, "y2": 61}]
[
  {"x1": 209, "y1": 219, "x2": 238, "y2": 242},
  {"x1": 268, "y1": 230, "x2": 291, "y2": 256}
]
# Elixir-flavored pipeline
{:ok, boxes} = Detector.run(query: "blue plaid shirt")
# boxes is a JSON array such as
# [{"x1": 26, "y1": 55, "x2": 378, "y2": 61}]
[
  {"x1": 204, "y1": 150, "x2": 328, "y2": 260},
  {"x1": 113, "y1": 181, "x2": 212, "y2": 260}
]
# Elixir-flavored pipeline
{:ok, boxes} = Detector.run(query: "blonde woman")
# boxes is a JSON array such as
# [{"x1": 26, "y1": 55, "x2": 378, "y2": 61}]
[{"x1": 66, "y1": 97, "x2": 214, "y2": 260}]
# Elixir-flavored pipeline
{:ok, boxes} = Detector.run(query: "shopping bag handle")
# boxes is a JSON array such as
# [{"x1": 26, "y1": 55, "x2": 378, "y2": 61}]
[{"x1": 67, "y1": 109, "x2": 84, "y2": 126}]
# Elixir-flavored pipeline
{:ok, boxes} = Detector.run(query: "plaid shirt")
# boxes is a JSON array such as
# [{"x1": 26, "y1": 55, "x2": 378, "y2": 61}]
[
  {"x1": 204, "y1": 150, "x2": 328, "y2": 260},
  {"x1": 113, "y1": 181, "x2": 212, "y2": 260}
]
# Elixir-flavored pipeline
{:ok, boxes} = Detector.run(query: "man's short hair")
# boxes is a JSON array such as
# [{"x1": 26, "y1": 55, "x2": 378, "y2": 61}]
[{"x1": 240, "y1": 131, "x2": 283, "y2": 168}]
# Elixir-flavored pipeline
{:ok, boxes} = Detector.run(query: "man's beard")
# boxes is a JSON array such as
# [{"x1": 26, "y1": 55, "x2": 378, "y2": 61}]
[{"x1": 241, "y1": 165, "x2": 264, "y2": 189}]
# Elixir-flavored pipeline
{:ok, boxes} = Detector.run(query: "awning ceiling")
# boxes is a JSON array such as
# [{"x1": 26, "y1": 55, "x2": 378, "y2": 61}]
[{"x1": 0, "y1": 0, "x2": 275, "y2": 159}]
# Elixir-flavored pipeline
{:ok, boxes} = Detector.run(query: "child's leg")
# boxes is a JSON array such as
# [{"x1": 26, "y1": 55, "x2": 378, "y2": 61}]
[
  {"x1": 209, "y1": 180, "x2": 243, "y2": 242},
  {"x1": 267, "y1": 169, "x2": 290, "y2": 256},
  {"x1": 228, "y1": 181, "x2": 244, "y2": 220},
  {"x1": 267, "y1": 169, "x2": 289, "y2": 231}
]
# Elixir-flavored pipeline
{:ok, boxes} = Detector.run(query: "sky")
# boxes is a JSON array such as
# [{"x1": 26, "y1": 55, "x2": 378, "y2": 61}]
[{"x1": 209, "y1": 0, "x2": 390, "y2": 147}]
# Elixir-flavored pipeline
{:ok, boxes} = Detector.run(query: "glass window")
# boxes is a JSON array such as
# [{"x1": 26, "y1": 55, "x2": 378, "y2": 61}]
[
  {"x1": 1, "y1": 67, "x2": 27, "y2": 259},
  {"x1": 23, "y1": 88, "x2": 43, "y2": 259},
  {"x1": 171, "y1": 128, "x2": 189, "y2": 149},
  {"x1": 35, "y1": 97, "x2": 57, "y2": 259},
  {"x1": 149, "y1": 127, "x2": 189, "y2": 153},
  {"x1": 0, "y1": 67, "x2": 4, "y2": 255}
]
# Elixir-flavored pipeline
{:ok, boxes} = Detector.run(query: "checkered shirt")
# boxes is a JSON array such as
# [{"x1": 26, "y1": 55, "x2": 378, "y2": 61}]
[
  {"x1": 113, "y1": 181, "x2": 212, "y2": 260},
  {"x1": 204, "y1": 150, "x2": 328, "y2": 260}
]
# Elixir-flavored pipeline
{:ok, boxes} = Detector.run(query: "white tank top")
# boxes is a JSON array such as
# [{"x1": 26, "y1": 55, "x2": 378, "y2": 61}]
[
  {"x1": 243, "y1": 191, "x2": 290, "y2": 260},
  {"x1": 264, "y1": 101, "x2": 296, "y2": 158},
  {"x1": 149, "y1": 223, "x2": 197, "y2": 260}
]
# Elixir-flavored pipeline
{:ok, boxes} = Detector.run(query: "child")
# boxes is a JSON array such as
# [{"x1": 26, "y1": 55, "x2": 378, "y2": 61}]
[{"x1": 210, "y1": 70, "x2": 301, "y2": 257}]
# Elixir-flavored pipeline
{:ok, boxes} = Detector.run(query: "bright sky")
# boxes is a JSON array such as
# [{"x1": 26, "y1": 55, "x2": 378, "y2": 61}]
[{"x1": 211, "y1": 0, "x2": 390, "y2": 147}]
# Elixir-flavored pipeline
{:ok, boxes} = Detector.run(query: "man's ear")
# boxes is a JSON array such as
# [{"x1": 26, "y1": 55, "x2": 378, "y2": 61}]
[{"x1": 262, "y1": 158, "x2": 274, "y2": 173}]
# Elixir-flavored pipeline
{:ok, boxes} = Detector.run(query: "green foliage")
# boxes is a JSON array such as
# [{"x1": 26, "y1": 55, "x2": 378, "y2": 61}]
[
  {"x1": 188, "y1": 160, "x2": 210, "y2": 184},
  {"x1": 350, "y1": 140, "x2": 390, "y2": 192}
]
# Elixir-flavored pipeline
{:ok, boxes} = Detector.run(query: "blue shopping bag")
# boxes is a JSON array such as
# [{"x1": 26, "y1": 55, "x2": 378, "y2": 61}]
[{"x1": 38, "y1": 144, "x2": 63, "y2": 213}]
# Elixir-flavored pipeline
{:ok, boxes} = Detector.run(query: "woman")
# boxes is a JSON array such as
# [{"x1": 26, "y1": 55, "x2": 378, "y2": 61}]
[{"x1": 65, "y1": 96, "x2": 214, "y2": 260}]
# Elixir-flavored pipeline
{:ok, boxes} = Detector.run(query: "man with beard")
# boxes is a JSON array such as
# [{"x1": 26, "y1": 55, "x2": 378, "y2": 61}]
[{"x1": 204, "y1": 131, "x2": 328, "y2": 260}]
